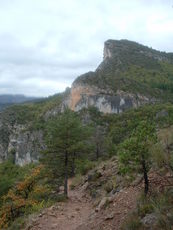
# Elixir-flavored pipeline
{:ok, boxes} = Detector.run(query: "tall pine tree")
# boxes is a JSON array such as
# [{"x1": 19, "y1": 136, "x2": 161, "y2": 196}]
[{"x1": 42, "y1": 108, "x2": 90, "y2": 197}]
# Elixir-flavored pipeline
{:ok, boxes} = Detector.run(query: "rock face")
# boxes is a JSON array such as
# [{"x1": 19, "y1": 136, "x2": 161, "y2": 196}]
[
  {"x1": 65, "y1": 83, "x2": 154, "y2": 114},
  {"x1": 103, "y1": 40, "x2": 114, "y2": 60},
  {"x1": 0, "y1": 120, "x2": 44, "y2": 166},
  {"x1": 63, "y1": 39, "x2": 166, "y2": 114},
  {"x1": 63, "y1": 39, "x2": 173, "y2": 114}
]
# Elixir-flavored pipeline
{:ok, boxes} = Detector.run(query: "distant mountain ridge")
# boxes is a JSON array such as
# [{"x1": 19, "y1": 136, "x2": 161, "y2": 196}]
[{"x1": 0, "y1": 94, "x2": 40, "y2": 111}]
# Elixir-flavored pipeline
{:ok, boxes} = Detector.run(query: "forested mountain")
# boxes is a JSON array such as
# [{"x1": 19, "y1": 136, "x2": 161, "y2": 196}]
[{"x1": 66, "y1": 39, "x2": 173, "y2": 113}]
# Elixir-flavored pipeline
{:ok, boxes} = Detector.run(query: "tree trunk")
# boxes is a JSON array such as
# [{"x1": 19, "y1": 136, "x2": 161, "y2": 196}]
[
  {"x1": 71, "y1": 152, "x2": 76, "y2": 176},
  {"x1": 141, "y1": 156, "x2": 149, "y2": 195},
  {"x1": 64, "y1": 150, "x2": 68, "y2": 198},
  {"x1": 96, "y1": 143, "x2": 99, "y2": 160}
]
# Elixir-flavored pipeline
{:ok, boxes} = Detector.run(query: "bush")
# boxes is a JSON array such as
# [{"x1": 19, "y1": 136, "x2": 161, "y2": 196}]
[
  {"x1": 137, "y1": 194, "x2": 154, "y2": 217},
  {"x1": 0, "y1": 161, "x2": 35, "y2": 202},
  {"x1": 123, "y1": 188, "x2": 173, "y2": 230},
  {"x1": 70, "y1": 174, "x2": 83, "y2": 190},
  {"x1": 75, "y1": 159, "x2": 96, "y2": 175},
  {"x1": 0, "y1": 165, "x2": 46, "y2": 229},
  {"x1": 121, "y1": 214, "x2": 142, "y2": 230},
  {"x1": 104, "y1": 181, "x2": 113, "y2": 193}
]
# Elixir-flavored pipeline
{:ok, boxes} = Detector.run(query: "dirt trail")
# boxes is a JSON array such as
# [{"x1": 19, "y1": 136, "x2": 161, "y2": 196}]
[
  {"x1": 78, "y1": 186, "x2": 140, "y2": 230},
  {"x1": 28, "y1": 179, "x2": 140, "y2": 230},
  {"x1": 29, "y1": 179, "x2": 92, "y2": 230}
]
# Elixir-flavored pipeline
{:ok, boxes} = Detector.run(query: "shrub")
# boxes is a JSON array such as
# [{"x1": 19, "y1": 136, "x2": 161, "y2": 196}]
[
  {"x1": 0, "y1": 165, "x2": 46, "y2": 229},
  {"x1": 121, "y1": 214, "x2": 142, "y2": 230},
  {"x1": 75, "y1": 159, "x2": 96, "y2": 175},
  {"x1": 137, "y1": 194, "x2": 154, "y2": 217},
  {"x1": 0, "y1": 161, "x2": 35, "y2": 202},
  {"x1": 70, "y1": 174, "x2": 83, "y2": 190}
]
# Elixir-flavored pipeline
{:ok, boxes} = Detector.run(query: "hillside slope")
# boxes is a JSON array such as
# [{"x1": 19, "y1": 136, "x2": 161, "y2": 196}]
[
  {"x1": 0, "y1": 92, "x2": 65, "y2": 164},
  {"x1": 65, "y1": 40, "x2": 173, "y2": 113}
]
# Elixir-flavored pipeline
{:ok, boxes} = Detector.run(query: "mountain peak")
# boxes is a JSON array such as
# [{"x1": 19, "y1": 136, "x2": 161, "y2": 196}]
[
  {"x1": 66, "y1": 39, "x2": 173, "y2": 114},
  {"x1": 103, "y1": 39, "x2": 151, "y2": 62}
]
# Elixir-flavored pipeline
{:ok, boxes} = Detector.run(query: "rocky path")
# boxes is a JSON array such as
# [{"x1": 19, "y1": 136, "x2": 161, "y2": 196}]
[
  {"x1": 28, "y1": 179, "x2": 93, "y2": 230},
  {"x1": 27, "y1": 179, "x2": 140, "y2": 230},
  {"x1": 78, "y1": 186, "x2": 140, "y2": 230}
]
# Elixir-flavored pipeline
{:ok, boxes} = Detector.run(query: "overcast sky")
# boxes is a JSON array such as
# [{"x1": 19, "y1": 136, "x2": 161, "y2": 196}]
[{"x1": 0, "y1": 0, "x2": 173, "y2": 97}]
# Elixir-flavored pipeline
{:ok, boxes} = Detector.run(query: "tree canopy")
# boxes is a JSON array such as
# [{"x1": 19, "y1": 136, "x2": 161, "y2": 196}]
[{"x1": 118, "y1": 121, "x2": 156, "y2": 194}]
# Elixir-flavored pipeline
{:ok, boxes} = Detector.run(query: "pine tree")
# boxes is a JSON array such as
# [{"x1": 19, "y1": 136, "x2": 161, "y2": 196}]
[
  {"x1": 118, "y1": 121, "x2": 156, "y2": 195},
  {"x1": 42, "y1": 108, "x2": 90, "y2": 197}
]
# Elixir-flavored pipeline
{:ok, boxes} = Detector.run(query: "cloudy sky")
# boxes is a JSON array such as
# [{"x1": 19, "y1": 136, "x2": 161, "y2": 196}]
[{"x1": 0, "y1": 0, "x2": 173, "y2": 97}]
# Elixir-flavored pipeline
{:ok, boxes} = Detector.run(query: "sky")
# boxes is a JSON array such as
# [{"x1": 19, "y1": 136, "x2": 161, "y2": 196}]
[{"x1": 0, "y1": 0, "x2": 173, "y2": 97}]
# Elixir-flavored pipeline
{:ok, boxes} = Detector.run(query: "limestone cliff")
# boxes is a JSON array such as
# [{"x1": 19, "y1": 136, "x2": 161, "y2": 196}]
[
  {"x1": 0, "y1": 110, "x2": 45, "y2": 165},
  {"x1": 63, "y1": 39, "x2": 167, "y2": 113},
  {"x1": 0, "y1": 122, "x2": 44, "y2": 166},
  {"x1": 64, "y1": 82, "x2": 154, "y2": 114}
]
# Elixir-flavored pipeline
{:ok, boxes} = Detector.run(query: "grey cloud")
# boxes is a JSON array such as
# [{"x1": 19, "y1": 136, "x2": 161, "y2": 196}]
[{"x1": 0, "y1": 0, "x2": 172, "y2": 96}]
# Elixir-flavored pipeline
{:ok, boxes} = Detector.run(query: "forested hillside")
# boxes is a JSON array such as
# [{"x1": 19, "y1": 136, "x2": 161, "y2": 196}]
[{"x1": 74, "y1": 40, "x2": 173, "y2": 101}]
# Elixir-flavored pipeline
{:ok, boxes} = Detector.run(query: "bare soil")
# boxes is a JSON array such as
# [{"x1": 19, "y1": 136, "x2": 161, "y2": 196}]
[{"x1": 28, "y1": 179, "x2": 140, "y2": 230}]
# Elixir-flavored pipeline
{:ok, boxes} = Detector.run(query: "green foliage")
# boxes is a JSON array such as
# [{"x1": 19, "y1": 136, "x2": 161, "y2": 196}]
[
  {"x1": 7, "y1": 216, "x2": 26, "y2": 230},
  {"x1": 103, "y1": 181, "x2": 113, "y2": 193},
  {"x1": 151, "y1": 126, "x2": 173, "y2": 172},
  {"x1": 42, "y1": 108, "x2": 91, "y2": 196},
  {"x1": 0, "y1": 165, "x2": 47, "y2": 229},
  {"x1": 118, "y1": 121, "x2": 156, "y2": 174},
  {"x1": 124, "y1": 188, "x2": 173, "y2": 230},
  {"x1": 121, "y1": 215, "x2": 142, "y2": 230},
  {"x1": 75, "y1": 159, "x2": 96, "y2": 175},
  {"x1": 153, "y1": 190, "x2": 173, "y2": 229},
  {"x1": 70, "y1": 174, "x2": 83, "y2": 190},
  {"x1": 0, "y1": 93, "x2": 64, "y2": 131},
  {"x1": 106, "y1": 103, "x2": 173, "y2": 157},
  {"x1": 137, "y1": 193, "x2": 154, "y2": 217},
  {"x1": 118, "y1": 121, "x2": 156, "y2": 194},
  {"x1": 0, "y1": 161, "x2": 35, "y2": 203},
  {"x1": 103, "y1": 176, "x2": 117, "y2": 193},
  {"x1": 74, "y1": 40, "x2": 173, "y2": 101}
]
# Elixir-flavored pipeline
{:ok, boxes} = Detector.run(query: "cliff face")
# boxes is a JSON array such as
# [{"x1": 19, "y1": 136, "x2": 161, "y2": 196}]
[
  {"x1": 0, "y1": 121, "x2": 44, "y2": 166},
  {"x1": 65, "y1": 83, "x2": 154, "y2": 114},
  {"x1": 0, "y1": 105, "x2": 46, "y2": 166},
  {"x1": 64, "y1": 39, "x2": 168, "y2": 113}
]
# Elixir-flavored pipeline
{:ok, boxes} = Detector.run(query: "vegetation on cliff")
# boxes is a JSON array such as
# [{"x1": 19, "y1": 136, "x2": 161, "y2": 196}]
[{"x1": 74, "y1": 40, "x2": 173, "y2": 101}]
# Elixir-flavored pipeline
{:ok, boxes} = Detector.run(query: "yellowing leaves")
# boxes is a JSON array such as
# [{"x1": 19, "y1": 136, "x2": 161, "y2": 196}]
[{"x1": 0, "y1": 165, "x2": 44, "y2": 229}]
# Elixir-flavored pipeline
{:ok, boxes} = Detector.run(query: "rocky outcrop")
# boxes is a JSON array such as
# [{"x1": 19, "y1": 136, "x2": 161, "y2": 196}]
[
  {"x1": 0, "y1": 121, "x2": 44, "y2": 166},
  {"x1": 63, "y1": 82, "x2": 155, "y2": 114},
  {"x1": 103, "y1": 40, "x2": 114, "y2": 60},
  {"x1": 62, "y1": 39, "x2": 162, "y2": 114}
]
